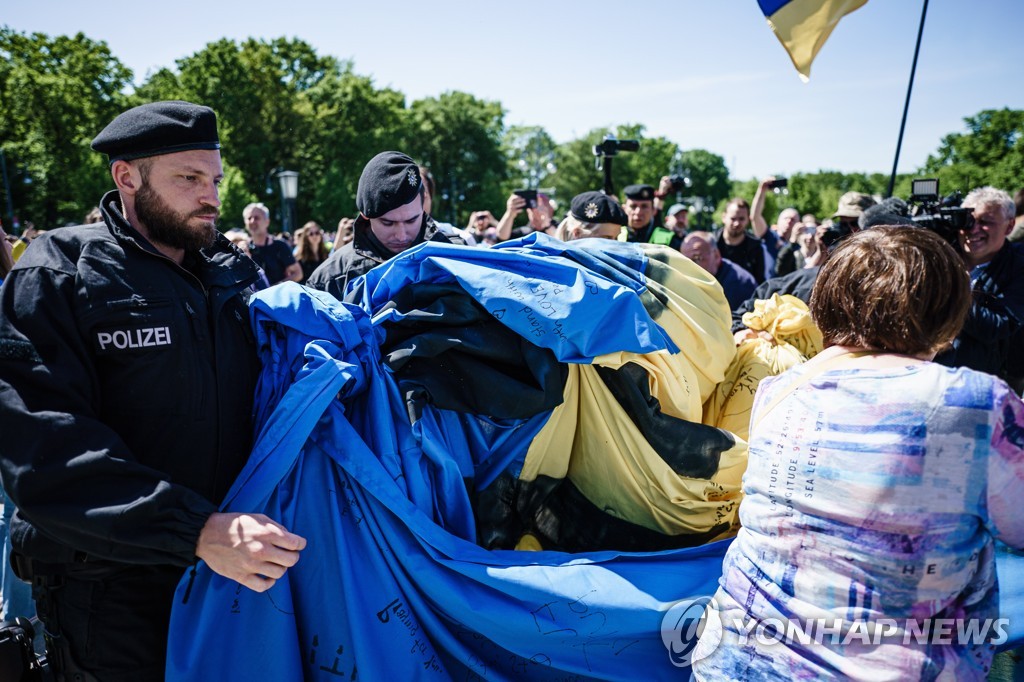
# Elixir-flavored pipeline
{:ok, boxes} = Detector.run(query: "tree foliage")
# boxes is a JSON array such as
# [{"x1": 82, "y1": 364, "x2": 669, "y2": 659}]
[
  {"x1": 301, "y1": 64, "x2": 406, "y2": 227},
  {"x1": 503, "y1": 125, "x2": 558, "y2": 193},
  {"x1": 0, "y1": 27, "x2": 132, "y2": 226},
  {"x1": 2, "y1": 27, "x2": 1020, "y2": 235},
  {"x1": 924, "y1": 108, "x2": 1024, "y2": 196},
  {"x1": 675, "y1": 149, "x2": 731, "y2": 209},
  {"x1": 728, "y1": 171, "x2": 908, "y2": 225},
  {"x1": 402, "y1": 91, "x2": 507, "y2": 225}
]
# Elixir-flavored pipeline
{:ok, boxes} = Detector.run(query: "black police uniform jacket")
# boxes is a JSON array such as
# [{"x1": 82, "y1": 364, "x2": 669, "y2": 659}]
[
  {"x1": 306, "y1": 214, "x2": 460, "y2": 301},
  {"x1": 730, "y1": 266, "x2": 821, "y2": 334},
  {"x1": 0, "y1": 190, "x2": 261, "y2": 568}
]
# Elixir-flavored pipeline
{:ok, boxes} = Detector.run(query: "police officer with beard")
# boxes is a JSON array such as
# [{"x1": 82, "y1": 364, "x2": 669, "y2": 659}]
[
  {"x1": 0, "y1": 101, "x2": 306, "y2": 681},
  {"x1": 306, "y1": 151, "x2": 462, "y2": 301}
]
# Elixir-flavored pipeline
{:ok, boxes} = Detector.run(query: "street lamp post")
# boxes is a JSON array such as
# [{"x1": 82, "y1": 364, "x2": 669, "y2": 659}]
[
  {"x1": 276, "y1": 170, "x2": 299, "y2": 235},
  {"x1": 0, "y1": 149, "x2": 15, "y2": 232},
  {"x1": 441, "y1": 175, "x2": 470, "y2": 225},
  {"x1": 689, "y1": 196, "x2": 716, "y2": 231}
]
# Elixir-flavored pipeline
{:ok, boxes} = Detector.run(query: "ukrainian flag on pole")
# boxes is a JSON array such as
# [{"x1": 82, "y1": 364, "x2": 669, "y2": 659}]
[{"x1": 759, "y1": 0, "x2": 867, "y2": 81}]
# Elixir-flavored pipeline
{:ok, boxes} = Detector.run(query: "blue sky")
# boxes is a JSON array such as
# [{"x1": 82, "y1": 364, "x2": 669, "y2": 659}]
[{"x1": 6, "y1": 0, "x2": 1022, "y2": 180}]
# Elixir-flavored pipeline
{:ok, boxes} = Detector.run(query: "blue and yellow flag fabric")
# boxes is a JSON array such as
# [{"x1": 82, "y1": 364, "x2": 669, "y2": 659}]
[
  {"x1": 758, "y1": 0, "x2": 867, "y2": 81},
  {"x1": 166, "y1": 236, "x2": 741, "y2": 680},
  {"x1": 165, "y1": 234, "x2": 1024, "y2": 679}
]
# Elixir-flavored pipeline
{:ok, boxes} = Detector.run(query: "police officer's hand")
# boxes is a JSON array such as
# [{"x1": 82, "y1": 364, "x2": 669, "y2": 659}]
[{"x1": 196, "y1": 512, "x2": 307, "y2": 593}]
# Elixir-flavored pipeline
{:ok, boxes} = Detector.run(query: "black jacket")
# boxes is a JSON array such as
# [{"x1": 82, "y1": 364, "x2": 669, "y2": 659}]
[
  {"x1": 306, "y1": 214, "x2": 459, "y2": 301},
  {"x1": 935, "y1": 242, "x2": 1024, "y2": 381},
  {"x1": 731, "y1": 266, "x2": 820, "y2": 333},
  {"x1": 0, "y1": 190, "x2": 261, "y2": 567}
]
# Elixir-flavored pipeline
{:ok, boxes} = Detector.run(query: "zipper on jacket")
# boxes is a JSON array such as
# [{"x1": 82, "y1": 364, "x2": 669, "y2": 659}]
[
  {"x1": 182, "y1": 563, "x2": 198, "y2": 604},
  {"x1": 184, "y1": 301, "x2": 210, "y2": 413}
]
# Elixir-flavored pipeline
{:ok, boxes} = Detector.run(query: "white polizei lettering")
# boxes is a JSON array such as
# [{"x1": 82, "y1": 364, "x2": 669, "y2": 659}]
[{"x1": 97, "y1": 327, "x2": 172, "y2": 351}]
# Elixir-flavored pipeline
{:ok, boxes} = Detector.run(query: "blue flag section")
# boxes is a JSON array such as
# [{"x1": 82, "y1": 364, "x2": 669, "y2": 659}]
[{"x1": 167, "y1": 237, "x2": 1024, "y2": 680}]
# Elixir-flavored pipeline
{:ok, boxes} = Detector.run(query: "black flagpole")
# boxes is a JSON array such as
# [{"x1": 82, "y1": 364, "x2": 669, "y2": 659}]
[{"x1": 887, "y1": 0, "x2": 930, "y2": 198}]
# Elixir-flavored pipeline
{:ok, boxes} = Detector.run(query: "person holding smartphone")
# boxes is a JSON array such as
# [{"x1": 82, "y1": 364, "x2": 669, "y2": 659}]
[{"x1": 495, "y1": 190, "x2": 557, "y2": 241}]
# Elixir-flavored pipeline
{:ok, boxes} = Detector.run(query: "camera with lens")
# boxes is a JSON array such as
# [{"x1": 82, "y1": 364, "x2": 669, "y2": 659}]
[
  {"x1": 592, "y1": 135, "x2": 640, "y2": 158},
  {"x1": 819, "y1": 222, "x2": 850, "y2": 250},
  {"x1": 907, "y1": 178, "x2": 973, "y2": 251},
  {"x1": 668, "y1": 174, "x2": 691, "y2": 192}
]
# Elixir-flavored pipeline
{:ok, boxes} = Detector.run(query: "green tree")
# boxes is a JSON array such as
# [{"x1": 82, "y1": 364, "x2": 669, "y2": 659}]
[
  {"x1": 140, "y1": 37, "x2": 339, "y2": 231},
  {"x1": 138, "y1": 44, "x2": 409, "y2": 229},
  {"x1": 216, "y1": 162, "x2": 259, "y2": 232},
  {"x1": 675, "y1": 149, "x2": 731, "y2": 207},
  {"x1": 548, "y1": 132, "x2": 604, "y2": 206},
  {"x1": 609, "y1": 124, "x2": 678, "y2": 194},
  {"x1": 724, "y1": 171, "x2": 912, "y2": 228},
  {"x1": 503, "y1": 125, "x2": 558, "y2": 193},
  {"x1": 923, "y1": 108, "x2": 1024, "y2": 194},
  {"x1": 303, "y1": 64, "x2": 406, "y2": 225},
  {"x1": 0, "y1": 27, "x2": 133, "y2": 228},
  {"x1": 402, "y1": 91, "x2": 507, "y2": 225},
  {"x1": 666, "y1": 149, "x2": 732, "y2": 229}
]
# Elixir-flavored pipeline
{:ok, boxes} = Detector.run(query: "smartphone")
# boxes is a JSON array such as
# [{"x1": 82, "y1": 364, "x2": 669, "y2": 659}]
[
  {"x1": 514, "y1": 189, "x2": 538, "y2": 208},
  {"x1": 768, "y1": 178, "x2": 788, "y2": 190}
]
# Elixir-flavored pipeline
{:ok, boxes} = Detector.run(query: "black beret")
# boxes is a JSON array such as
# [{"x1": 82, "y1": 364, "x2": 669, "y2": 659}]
[
  {"x1": 623, "y1": 184, "x2": 655, "y2": 201},
  {"x1": 356, "y1": 151, "x2": 422, "y2": 219},
  {"x1": 91, "y1": 101, "x2": 219, "y2": 163},
  {"x1": 570, "y1": 191, "x2": 628, "y2": 226}
]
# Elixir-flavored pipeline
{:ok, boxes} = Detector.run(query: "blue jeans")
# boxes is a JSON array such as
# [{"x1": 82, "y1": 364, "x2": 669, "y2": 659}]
[{"x1": 1, "y1": 487, "x2": 35, "y2": 620}]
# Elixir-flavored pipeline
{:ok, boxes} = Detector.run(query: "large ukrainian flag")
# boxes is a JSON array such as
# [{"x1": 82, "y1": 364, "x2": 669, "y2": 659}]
[{"x1": 759, "y1": 0, "x2": 867, "y2": 81}]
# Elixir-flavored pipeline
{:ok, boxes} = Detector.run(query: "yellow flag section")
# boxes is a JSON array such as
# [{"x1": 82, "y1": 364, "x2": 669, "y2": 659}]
[
  {"x1": 704, "y1": 294, "x2": 823, "y2": 442},
  {"x1": 520, "y1": 246, "x2": 747, "y2": 543},
  {"x1": 760, "y1": 0, "x2": 867, "y2": 81}
]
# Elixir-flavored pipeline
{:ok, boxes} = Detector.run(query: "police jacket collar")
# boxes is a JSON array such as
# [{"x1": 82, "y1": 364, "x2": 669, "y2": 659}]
[{"x1": 351, "y1": 213, "x2": 437, "y2": 264}]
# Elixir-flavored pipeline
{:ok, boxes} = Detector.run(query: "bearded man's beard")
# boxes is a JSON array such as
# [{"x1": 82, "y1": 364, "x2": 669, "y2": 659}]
[{"x1": 135, "y1": 182, "x2": 218, "y2": 251}]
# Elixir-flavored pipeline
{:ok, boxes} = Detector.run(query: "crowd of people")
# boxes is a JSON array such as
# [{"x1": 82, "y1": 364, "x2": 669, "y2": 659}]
[{"x1": 1, "y1": 99, "x2": 1024, "y2": 681}]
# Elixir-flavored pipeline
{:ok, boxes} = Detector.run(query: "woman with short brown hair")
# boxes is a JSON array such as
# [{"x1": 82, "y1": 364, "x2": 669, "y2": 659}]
[{"x1": 810, "y1": 226, "x2": 971, "y2": 356}]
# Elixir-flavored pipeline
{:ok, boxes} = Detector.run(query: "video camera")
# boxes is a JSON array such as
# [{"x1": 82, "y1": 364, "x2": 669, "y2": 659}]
[
  {"x1": 592, "y1": 135, "x2": 640, "y2": 158},
  {"x1": 592, "y1": 135, "x2": 640, "y2": 196},
  {"x1": 907, "y1": 178, "x2": 973, "y2": 250}
]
